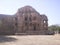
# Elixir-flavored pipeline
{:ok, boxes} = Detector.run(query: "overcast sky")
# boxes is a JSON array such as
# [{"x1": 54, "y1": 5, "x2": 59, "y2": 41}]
[{"x1": 0, "y1": 0, "x2": 60, "y2": 26}]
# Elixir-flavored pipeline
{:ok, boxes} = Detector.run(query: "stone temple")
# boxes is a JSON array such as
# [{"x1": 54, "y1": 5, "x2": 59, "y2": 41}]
[{"x1": 0, "y1": 6, "x2": 48, "y2": 35}]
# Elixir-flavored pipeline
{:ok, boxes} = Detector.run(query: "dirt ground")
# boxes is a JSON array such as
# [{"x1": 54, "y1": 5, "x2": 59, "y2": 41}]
[{"x1": 0, "y1": 34, "x2": 60, "y2": 45}]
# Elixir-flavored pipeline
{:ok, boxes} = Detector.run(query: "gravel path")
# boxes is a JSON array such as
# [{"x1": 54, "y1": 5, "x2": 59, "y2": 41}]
[{"x1": 0, "y1": 34, "x2": 60, "y2": 45}]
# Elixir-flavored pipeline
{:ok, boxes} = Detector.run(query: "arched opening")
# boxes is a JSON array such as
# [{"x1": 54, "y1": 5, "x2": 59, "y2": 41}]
[{"x1": 44, "y1": 20, "x2": 46, "y2": 23}]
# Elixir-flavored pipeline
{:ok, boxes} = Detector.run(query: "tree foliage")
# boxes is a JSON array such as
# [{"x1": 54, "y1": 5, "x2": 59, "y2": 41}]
[{"x1": 48, "y1": 24, "x2": 60, "y2": 33}]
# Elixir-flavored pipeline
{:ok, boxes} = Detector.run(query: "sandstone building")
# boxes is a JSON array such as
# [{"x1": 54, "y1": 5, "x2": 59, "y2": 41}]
[{"x1": 0, "y1": 6, "x2": 48, "y2": 35}]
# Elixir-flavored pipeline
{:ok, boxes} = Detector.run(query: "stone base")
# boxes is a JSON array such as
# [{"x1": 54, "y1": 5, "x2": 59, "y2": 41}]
[{"x1": 15, "y1": 30, "x2": 47, "y2": 35}]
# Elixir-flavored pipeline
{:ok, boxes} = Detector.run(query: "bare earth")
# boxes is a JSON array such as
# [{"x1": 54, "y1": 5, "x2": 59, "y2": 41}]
[{"x1": 0, "y1": 34, "x2": 60, "y2": 45}]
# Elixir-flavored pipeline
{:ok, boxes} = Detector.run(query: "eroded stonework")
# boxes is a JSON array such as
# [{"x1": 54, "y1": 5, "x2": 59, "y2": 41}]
[
  {"x1": 0, "y1": 6, "x2": 48, "y2": 35},
  {"x1": 14, "y1": 6, "x2": 48, "y2": 35}
]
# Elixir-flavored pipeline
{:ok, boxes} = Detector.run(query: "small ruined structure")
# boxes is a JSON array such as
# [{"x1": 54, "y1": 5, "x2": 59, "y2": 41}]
[
  {"x1": 0, "y1": 6, "x2": 48, "y2": 35},
  {"x1": 0, "y1": 14, "x2": 14, "y2": 34}
]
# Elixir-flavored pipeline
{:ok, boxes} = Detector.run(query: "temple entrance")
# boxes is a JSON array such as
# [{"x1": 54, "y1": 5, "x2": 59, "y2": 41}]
[{"x1": 33, "y1": 24, "x2": 36, "y2": 31}]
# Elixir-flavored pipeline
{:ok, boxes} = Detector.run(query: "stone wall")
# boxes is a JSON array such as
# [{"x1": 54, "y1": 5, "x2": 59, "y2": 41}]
[
  {"x1": 15, "y1": 6, "x2": 48, "y2": 35},
  {"x1": 0, "y1": 14, "x2": 15, "y2": 35},
  {"x1": 0, "y1": 6, "x2": 48, "y2": 35}
]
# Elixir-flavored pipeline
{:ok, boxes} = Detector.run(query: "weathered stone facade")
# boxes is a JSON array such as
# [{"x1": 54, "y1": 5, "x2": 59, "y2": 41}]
[
  {"x1": 14, "y1": 6, "x2": 48, "y2": 35},
  {"x1": 0, "y1": 14, "x2": 14, "y2": 35},
  {"x1": 0, "y1": 6, "x2": 48, "y2": 35}
]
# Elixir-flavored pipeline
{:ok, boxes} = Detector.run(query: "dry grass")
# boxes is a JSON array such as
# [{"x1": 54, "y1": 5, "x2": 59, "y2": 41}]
[{"x1": 0, "y1": 34, "x2": 60, "y2": 45}]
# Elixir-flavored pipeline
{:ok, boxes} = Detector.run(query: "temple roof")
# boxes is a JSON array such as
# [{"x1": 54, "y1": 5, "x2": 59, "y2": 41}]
[{"x1": 17, "y1": 5, "x2": 37, "y2": 13}]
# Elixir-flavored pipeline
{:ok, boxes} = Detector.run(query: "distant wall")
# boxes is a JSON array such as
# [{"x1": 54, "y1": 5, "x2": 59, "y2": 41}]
[{"x1": 0, "y1": 15, "x2": 15, "y2": 35}]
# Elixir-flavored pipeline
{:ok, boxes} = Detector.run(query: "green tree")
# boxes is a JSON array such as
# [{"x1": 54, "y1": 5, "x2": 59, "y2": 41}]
[{"x1": 48, "y1": 25, "x2": 60, "y2": 34}]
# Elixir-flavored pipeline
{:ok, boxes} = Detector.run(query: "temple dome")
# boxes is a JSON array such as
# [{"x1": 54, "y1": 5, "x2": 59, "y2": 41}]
[{"x1": 17, "y1": 5, "x2": 38, "y2": 13}]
